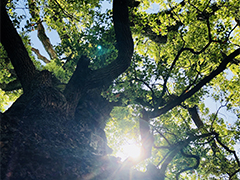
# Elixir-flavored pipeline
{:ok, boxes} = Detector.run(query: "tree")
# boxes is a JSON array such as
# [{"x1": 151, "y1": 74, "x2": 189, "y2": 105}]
[{"x1": 0, "y1": 0, "x2": 240, "y2": 179}]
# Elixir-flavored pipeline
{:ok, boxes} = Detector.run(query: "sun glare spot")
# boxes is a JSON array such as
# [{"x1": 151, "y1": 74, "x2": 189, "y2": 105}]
[
  {"x1": 122, "y1": 144, "x2": 141, "y2": 158},
  {"x1": 116, "y1": 140, "x2": 141, "y2": 161}
]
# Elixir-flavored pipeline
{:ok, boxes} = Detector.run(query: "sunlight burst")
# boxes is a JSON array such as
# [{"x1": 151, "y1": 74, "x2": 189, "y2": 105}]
[
  {"x1": 122, "y1": 144, "x2": 141, "y2": 158},
  {"x1": 116, "y1": 141, "x2": 141, "y2": 161}
]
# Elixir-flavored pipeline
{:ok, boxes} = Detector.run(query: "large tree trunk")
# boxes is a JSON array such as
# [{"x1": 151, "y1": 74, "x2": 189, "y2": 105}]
[
  {"x1": 0, "y1": 75, "x2": 148, "y2": 179},
  {"x1": 0, "y1": 0, "x2": 137, "y2": 179},
  {"x1": 0, "y1": 71, "x2": 89, "y2": 179}
]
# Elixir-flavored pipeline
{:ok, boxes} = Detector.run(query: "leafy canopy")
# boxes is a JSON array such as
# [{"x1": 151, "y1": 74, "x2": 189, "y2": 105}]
[{"x1": 1, "y1": 0, "x2": 240, "y2": 179}]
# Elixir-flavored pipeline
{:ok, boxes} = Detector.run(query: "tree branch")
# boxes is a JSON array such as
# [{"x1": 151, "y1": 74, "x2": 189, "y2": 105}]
[
  {"x1": 176, "y1": 150, "x2": 200, "y2": 180},
  {"x1": 51, "y1": 0, "x2": 79, "y2": 21},
  {"x1": 158, "y1": 132, "x2": 216, "y2": 180},
  {"x1": 28, "y1": 0, "x2": 58, "y2": 60},
  {"x1": 215, "y1": 134, "x2": 240, "y2": 167},
  {"x1": 188, "y1": 105, "x2": 204, "y2": 129},
  {"x1": 139, "y1": 115, "x2": 154, "y2": 159},
  {"x1": 85, "y1": 0, "x2": 134, "y2": 88},
  {"x1": 148, "y1": 48, "x2": 240, "y2": 118},
  {"x1": 229, "y1": 168, "x2": 240, "y2": 179},
  {"x1": 161, "y1": 47, "x2": 184, "y2": 98},
  {"x1": 154, "y1": 128, "x2": 171, "y2": 146},
  {"x1": 186, "y1": 105, "x2": 240, "y2": 174},
  {"x1": 0, "y1": 79, "x2": 22, "y2": 91},
  {"x1": 63, "y1": 0, "x2": 134, "y2": 117},
  {"x1": 36, "y1": 22, "x2": 58, "y2": 60},
  {"x1": 0, "y1": 4, "x2": 37, "y2": 92},
  {"x1": 31, "y1": 47, "x2": 50, "y2": 63}
]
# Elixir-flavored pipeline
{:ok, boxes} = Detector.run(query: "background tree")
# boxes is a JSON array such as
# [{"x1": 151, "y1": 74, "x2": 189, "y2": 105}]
[{"x1": 0, "y1": 0, "x2": 240, "y2": 179}]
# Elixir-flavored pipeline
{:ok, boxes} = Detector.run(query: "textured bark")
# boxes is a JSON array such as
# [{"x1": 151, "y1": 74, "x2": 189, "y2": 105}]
[
  {"x1": 139, "y1": 111, "x2": 154, "y2": 160},
  {"x1": 188, "y1": 105, "x2": 204, "y2": 129}
]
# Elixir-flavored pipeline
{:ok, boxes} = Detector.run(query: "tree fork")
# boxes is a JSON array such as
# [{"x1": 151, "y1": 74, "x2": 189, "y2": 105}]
[{"x1": 63, "y1": 0, "x2": 134, "y2": 118}]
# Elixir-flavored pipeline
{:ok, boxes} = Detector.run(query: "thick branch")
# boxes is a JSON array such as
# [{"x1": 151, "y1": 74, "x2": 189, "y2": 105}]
[
  {"x1": 188, "y1": 105, "x2": 240, "y2": 174},
  {"x1": 85, "y1": 0, "x2": 134, "y2": 88},
  {"x1": 28, "y1": 0, "x2": 58, "y2": 60},
  {"x1": 215, "y1": 134, "x2": 240, "y2": 167},
  {"x1": 158, "y1": 138, "x2": 191, "y2": 179},
  {"x1": 139, "y1": 114, "x2": 154, "y2": 159},
  {"x1": 229, "y1": 169, "x2": 240, "y2": 179},
  {"x1": 0, "y1": 79, "x2": 22, "y2": 91},
  {"x1": 176, "y1": 150, "x2": 200, "y2": 180},
  {"x1": 36, "y1": 22, "x2": 58, "y2": 60},
  {"x1": 188, "y1": 105, "x2": 204, "y2": 129},
  {"x1": 0, "y1": 5, "x2": 37, "y2": 92},
  {"x1": 63, "y1": 0, "x2": 134, "y2": 116},
  {"x1": 63, "y1": 56, "x2": 91, "y2": 116}
]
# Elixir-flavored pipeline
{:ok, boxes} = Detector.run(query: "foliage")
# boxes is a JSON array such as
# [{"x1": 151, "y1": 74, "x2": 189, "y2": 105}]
[{"x1": 1, "y1": 0, "x2": 240, "y2": 179}]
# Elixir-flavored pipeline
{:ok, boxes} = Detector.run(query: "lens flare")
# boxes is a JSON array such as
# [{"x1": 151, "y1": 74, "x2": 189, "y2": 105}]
[{"x1": 122, "y1": 144, "x2": 141, "y2": 159}]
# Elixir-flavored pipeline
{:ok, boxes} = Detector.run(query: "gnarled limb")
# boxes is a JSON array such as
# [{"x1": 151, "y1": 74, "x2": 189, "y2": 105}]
[
  {"x1": 85, "y1": 0, "x2": 134, "y2": 88},
  {"x1": 158, "y1": 132, "x2": 217, "y2": 180},
  {"x1": 63, "y1": 0, "x2": 134, "y2": 117},
  {"x1": 176, "y1": 150, "x2": 200, "y2": 180}
]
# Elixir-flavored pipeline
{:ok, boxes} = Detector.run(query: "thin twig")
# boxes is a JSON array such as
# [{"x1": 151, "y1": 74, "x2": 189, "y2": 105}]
[
  {"x1": 154, "y1": 128, "x2": 171, "y2": 146},
  {"x1": 210, "y1": 103, "x2": 227, "y2": 131}
]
